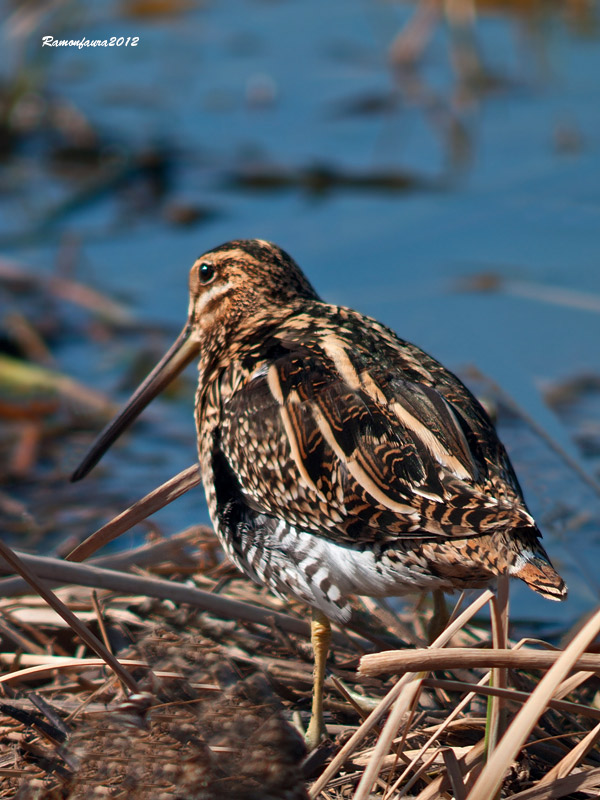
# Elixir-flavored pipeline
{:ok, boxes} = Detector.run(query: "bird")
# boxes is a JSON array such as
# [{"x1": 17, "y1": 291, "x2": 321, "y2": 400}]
[{"x1": 71, "y1": 238, "x2": 567, "y2": 748}]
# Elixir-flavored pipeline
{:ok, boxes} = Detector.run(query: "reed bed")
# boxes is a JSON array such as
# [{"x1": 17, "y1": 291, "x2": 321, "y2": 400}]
[{"x1": 0, "y1": 520, "x2": 598, "y2": 799}]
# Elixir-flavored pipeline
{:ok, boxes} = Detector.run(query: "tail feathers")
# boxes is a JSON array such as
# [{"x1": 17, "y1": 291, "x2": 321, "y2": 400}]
[{"x1": 509, "y1": 540, "x2": 567, "y2": 601}]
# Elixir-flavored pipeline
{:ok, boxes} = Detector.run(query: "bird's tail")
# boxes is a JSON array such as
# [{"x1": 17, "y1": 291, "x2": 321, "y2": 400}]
[{"x1": 508, "y1": 528, "x2": 567, "y2": 601}]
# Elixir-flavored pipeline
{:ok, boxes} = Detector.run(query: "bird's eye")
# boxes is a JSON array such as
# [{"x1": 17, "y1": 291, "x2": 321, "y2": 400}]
[{"x1": 199, "y1": 262, "x2": 215, "y2": 284}]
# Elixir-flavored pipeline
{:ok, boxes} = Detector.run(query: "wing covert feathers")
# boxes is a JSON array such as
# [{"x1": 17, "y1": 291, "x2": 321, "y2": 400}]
[{"x1": 215, "y1": 303, "x2": 538, "y2": 548}]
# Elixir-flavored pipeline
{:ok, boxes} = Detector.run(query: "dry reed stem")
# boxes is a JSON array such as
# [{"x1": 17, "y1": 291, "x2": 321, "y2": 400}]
[
  {"x1": 505, "y1": 279, "x2": 600, "y2": 314},
  {"x1": 352, "y1": 675, "x2": 425, "y2": 800},
  {"x1": 0, "y1": 256, "x2": 135, "y2": 324},
  {"x1": 309, "y1": 588, "x2": 494, "y2": 798},
  {"x1": 384, "y1": 670, "x2": 493, "y2": 797},
  {"x1": 0, "y1": 553, "x2": 313, "y2": 639},
  {"x1": 0, "y1": 657, "x2": 150, "y2": 685},
  {"x1": 330, "y1": 675, "x2": 371, "y2": 722},
  {"x1": 91, "y1": 590, "x2": 112, "y2": 654},
  {"x1": 420, "y1": 677, "x2": 600, "y2": 722},
  {"x1": 362, "y1": 595, "x2": 425, "y2": 647},
  {"x1": 396, "y1": 748, "x2": 445, "y2": 798},
  {"x1": 508, "y1": 766, "x2": 600, "y2": 800},
  {"x1": 487, "y1": 574, "x2": 509, "y2": 757},
  {"x1": 0, "y1": 529, "x2": 205, "y2": 595},
  {"x1": 359, "y1": 647, "x2": 600, "y2": 676},
  {"x1": 0, "y1": 655, "x2": 220, "y2": 688},
  {"x1": 378, "y1": 592, "x2": 494, "y2": 796},
  {"x1": 554, "y1": 668, "x2": 597, "y2": 700},
  {"x1": 0, "y1": 537, "x2": 140, "y2": 695},
  {"x1": 351, "y1": 744, "x2": 470, "y2": 770},
  {"x1": 414, "y1": 740, "x2": 486, "y2": 800},
  {"x1": 66, "y1": 465, "x2": 202, "y2": 561},
  {"x1": 0, "y1": 612, "x2": 45, "y2": 654},
  {"x1": 535, "y1": 719, "x2": 600, "y2": 787},
  {"x1": 467, "y1": 605, "x2": 600, "y2": 800},
  {"x1": 442, "y1": 747, "x2": 467, "y2": 800}
]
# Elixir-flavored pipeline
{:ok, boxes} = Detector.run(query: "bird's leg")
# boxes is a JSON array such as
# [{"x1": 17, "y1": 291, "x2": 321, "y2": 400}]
[
  {"x1": 427, "y1": 589, "x2": 449, "y2": 643},
  {"x1": 305, "y1": 608, "x2": 331, "y2": 750}
]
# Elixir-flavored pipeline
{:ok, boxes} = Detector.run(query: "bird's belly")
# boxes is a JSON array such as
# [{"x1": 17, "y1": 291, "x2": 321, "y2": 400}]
[{"x1": 216, "y1": 511, "x2": 480, "y2": 624}]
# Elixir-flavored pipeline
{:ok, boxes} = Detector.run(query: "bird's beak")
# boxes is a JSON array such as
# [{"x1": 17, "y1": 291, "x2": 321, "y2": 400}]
[{"x1": 71, "y1": 322, "x2": 200, "y2": 482}]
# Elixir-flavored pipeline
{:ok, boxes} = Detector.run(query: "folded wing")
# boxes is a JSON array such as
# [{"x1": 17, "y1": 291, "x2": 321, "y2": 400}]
[{"x1": 218, "y1": 333, "x2": 534, "y2": 545}]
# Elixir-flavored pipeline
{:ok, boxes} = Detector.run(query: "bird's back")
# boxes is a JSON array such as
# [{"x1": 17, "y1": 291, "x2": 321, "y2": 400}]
[{"x1": 197, "y1": 300, "x2": 566, "y2": 606}]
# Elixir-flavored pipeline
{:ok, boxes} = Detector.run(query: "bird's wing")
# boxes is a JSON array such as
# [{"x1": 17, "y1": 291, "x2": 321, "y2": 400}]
[{"x1": 218, "y1": 335, "x2": 533, "y2": 544}]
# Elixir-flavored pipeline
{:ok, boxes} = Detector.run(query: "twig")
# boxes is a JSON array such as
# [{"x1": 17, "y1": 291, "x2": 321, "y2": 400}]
[
  {"x1": 486, "y1": 574, "x2": 509, "y2": 760},
  {"x1": 467, "y1": 606, "x2": 600, "y2": 800},
  {"x1": 0, "y1": 552, "x2": 312, "y2": 638},
  {"x1": 359, "y1": 647, "x2": 600, "y2": 676},
  {"x1": 533, "y1": 719, "x2": 600, "y2": 788},
  {"x1": 0, "y1": 538, "x2": 139, "y2": 695},
  {"x1": 507, "y1": 766, "x2": 600, "y2": 800},
  {"x1": 66, "y1": 465, "x2": 202, "y2": 561},
  {"x1": 420, "y1": 677, "x2": 600, "y2": 722}
]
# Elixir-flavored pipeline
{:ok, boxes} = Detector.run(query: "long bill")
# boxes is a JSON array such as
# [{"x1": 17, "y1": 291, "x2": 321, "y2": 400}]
[{"x1": 71, "y1": 322, "x2": 200, "y2": 482}]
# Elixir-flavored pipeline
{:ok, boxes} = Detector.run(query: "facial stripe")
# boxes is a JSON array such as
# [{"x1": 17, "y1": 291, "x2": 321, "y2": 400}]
[{"x1": 193, "y1": 281, "x2": 233, "y2": 317}]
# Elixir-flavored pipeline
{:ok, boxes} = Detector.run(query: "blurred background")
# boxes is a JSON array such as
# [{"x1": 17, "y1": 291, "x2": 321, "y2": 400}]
[{"x1": 0, "y1": 0, "x2": 599, "y2": 635}]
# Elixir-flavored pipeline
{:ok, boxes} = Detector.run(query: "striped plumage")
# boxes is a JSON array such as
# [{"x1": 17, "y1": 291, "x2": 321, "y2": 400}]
[{"x1": 72, "y1": 238, "x2": 567, "y2": 745}]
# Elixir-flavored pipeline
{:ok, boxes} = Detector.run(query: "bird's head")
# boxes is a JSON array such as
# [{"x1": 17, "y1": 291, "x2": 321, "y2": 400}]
[
  {"x1": 187, "y1": 239, "x2": 318, "y2": 341},
  {"x1": 71, "y1": 239, "x2": 318, "y2": 481}
]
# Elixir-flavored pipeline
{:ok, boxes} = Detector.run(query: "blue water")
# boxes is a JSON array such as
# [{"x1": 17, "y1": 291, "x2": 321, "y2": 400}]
[{"x1": 1, "y1": 0, "x2": 599, "y2": 629}]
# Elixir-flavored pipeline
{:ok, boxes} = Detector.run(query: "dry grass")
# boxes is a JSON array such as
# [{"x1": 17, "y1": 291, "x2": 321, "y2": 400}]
[{"x1": 0, "y1": 520, "x2": 599, "y2": 799}]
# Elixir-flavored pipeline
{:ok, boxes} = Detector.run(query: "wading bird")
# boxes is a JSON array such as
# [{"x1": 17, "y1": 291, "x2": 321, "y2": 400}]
[{"x1": 72, "y1": 239, "x2": 566, "y2": 748}]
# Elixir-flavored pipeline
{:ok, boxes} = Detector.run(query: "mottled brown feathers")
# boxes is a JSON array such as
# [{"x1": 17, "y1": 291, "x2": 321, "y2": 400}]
[
  {"x1": 213, "y1": 305, "x2": 527, "y2": 543},
  {"x1": 189, "y1": 240, "x2": 566, "y2": 602}
]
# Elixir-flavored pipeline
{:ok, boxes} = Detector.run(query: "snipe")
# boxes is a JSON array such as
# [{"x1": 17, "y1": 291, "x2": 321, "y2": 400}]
[{"x1": 72, "y1": 239, "x2": 567, "y2": 748}]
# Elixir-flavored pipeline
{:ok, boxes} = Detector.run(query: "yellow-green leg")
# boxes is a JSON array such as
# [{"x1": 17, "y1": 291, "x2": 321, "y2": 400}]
[{"x1": 305, "y1": 609, "x2": 331, "y2": 750}]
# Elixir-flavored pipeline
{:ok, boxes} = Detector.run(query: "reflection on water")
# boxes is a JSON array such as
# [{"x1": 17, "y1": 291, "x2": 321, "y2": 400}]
[{"x1": 0, "y1": 0, "x2": 598, "y2": 630}]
